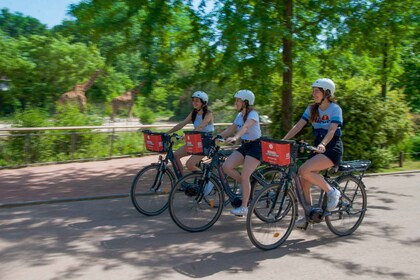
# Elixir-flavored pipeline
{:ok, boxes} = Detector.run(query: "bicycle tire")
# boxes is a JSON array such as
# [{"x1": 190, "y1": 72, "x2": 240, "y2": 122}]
[
  {"x1": 130, "y1": 164, "x2": 175, "y2": 216},
  {"x1": 325, "y1": 174, "x2": 367, "y2": 236},
  {"x1": 169, "y1": 172, "x2": 224, "y2": 232},
  {"x1": 246, "y1": 183, "x2": 297, "y2": 250}
]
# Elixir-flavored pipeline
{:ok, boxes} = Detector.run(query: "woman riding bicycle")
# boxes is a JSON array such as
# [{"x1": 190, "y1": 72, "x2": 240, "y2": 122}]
[
  {"x1": 218, "y1": 90, "x2": 262, "y2": 216},
  {"x1": 283, "y1": 78, "x2": 342, "y2": 221},
  {"x1": 167, "y1": 91, "x2": 214, "y2": 175}
]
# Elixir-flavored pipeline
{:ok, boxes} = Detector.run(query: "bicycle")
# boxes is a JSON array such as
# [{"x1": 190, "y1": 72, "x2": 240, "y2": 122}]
[
  {"x1": 130, "y1": 130, "x2": 185, "y2": 216},
  {"x1": 168, "y1": 133, "x2": 287, "y2": 232},
  {"x1": 246, "y1": 138, "x2": 371, "y2": 250}
]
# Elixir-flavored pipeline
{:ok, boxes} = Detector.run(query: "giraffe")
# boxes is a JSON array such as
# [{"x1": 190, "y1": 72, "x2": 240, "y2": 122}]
[
  {"x1": 58, "y1": 69, "x2": 101, "y2": 113},
  {"x1": 111, "y1": 87, "x2": 140, "y2": 121}
]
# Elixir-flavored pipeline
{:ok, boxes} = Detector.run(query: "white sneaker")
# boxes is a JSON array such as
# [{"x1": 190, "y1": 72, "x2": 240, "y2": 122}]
[
  {"x1": 294, "y1": 216, "x2": 307, "y2": 229},
  {"x1": 327, "y1": 188, "x2": 341, "y2": 211},
  {"x1": 230, "y1": 206, "x2": 248, "y2": 216},
  {"x1": 203, "y1": 181, "x2": 214, "y2": 196}
]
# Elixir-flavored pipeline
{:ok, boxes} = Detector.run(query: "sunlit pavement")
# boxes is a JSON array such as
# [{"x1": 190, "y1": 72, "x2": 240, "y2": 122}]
[{"x1": 0, "y1": 158, "x2": 419, "y2": 279}]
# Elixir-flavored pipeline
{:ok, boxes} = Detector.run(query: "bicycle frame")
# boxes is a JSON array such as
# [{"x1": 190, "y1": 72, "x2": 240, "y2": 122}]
[
  {"x1": 158, "y1": 139, "x2": 183, "y2": 179},
  {"x1": 200, "y1": 144, "x2": 283, "y2": 207}
]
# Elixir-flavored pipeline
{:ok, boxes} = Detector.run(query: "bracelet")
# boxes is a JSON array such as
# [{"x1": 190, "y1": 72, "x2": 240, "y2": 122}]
[{"x1": 320, "y1": 142, "x2": 327, "y2": 146}]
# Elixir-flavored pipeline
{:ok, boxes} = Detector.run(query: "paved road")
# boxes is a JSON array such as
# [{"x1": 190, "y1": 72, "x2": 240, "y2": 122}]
[{"x1": 0, "y1": 157, "x2": 419, "y2": 280}]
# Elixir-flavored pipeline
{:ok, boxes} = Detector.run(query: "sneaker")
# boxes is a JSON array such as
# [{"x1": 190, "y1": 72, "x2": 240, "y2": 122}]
[
  {"x1": 327, "y1": 188, "x2": 341, "y2": 211},
  {"x1": 203, "y1": 181, "x2": 214, "y2": 196},
  {"x1": 294, "y1": 216, "x2": 307, "y2": 229},
  {"x1": 230, "y1": 206, "x2": 248, "y2": 216}
]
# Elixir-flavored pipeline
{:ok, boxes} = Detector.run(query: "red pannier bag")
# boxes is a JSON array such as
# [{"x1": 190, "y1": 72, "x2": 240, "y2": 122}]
[
  {"x1": 185, "y1": 131, "x2": 213, "y2": 156},
  {"x1": 143, "y1": 130, "x2": 169, "y2": 153},
  {"x1": 260, "y1": 137, "x2": 294, "y2": 167}
]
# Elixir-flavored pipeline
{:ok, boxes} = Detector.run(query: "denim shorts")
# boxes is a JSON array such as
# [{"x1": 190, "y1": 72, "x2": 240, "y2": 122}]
[
  {"x1": 237, "y1": 138, "x2": 262, "y2": 161},
  {"x1": 309, "y1": 136, "x2": 343, "y2": 165}
]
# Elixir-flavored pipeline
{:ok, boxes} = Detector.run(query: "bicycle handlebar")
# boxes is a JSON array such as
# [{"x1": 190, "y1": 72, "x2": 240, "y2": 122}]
[{"x1": 141, "y1": 129, "x2": 182, "y2": 141}]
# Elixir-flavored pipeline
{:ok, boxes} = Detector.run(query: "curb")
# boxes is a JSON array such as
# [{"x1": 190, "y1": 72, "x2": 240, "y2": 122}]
[{"x1": 364, "y1": 170, "x2": 420, "y2": 177}]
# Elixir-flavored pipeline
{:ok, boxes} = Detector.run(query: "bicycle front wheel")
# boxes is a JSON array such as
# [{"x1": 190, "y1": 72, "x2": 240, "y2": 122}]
[
  {"x1": 246, "y1": 183, "x2": 297, "y2": 250},
  {"x1": 130, "y1": 164, "x2": 175, "y2": 216},
  {"x1": 325, "y1": 175, "x2": 367, "y2": 236},
  {"x1": 169, "y1": 172, "x2": 224, "y2": 232}
]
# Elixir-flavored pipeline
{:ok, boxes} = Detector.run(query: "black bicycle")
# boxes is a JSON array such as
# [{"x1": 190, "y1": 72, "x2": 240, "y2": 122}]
[
  {"x1": 246, "y1": 138, "x2": 371, "y2": 250},
  {"x1": 168, "y1": 133, "x2": 286, "y2": 232},
  {"x1": 130, "y1": 130, "x2": 185, "y2": 216}
]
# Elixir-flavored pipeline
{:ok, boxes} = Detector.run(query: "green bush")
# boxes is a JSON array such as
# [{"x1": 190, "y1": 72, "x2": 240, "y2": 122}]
[
  {"x1": 140, "y1": 108, "x2": 156, "y2": 124},
  {"x1": 412, "y1": 134, "x2": 420, "y2": 160},
  {"x1": 4, "y1": 108, "x2": 54, "y2": 165}
]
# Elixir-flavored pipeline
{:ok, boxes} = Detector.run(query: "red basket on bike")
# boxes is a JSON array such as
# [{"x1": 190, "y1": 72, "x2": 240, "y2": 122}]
[
  {"x1": 143, "y1": 130, "x2": 169, "y2": 153},
  {"x1": 261, "y1": 137, "x2": 295, "y2": 167},
  {"x1": 185, "y1": 131, "x2": 213, "y2": 156}
]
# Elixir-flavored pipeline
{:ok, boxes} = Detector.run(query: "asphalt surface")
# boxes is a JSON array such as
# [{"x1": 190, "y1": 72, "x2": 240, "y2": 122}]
[{"x1": 0, "y1": 156, "x2": 419, "y2": 280}]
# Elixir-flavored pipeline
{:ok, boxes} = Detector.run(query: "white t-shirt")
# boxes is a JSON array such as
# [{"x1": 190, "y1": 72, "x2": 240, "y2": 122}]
[{"x1": 233, "y1": 110, "x2": 261, "y2": 140}]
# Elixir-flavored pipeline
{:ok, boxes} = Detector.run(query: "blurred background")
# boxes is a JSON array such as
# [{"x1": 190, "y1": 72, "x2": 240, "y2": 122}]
[{"x1": 0, "y1": 0, "x2": 418, "y2": 170}]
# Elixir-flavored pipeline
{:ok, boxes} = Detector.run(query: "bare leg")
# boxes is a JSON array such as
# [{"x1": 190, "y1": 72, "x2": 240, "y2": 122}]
[
  {"x1": 240, "y1": 155, "x2": 260, "y2": 207},
  {"x1": 222, "y1": 151, "x2": 244, "y2": 183},
  {"x1": 173, "y1": 145, "x2": 189, "y2": 176},
  {"x1": 298, "y1": 154, "x2": 334, "y2": 204},
  {"x1": 186, "y1": 155, "x2": 204, "y2": 172}
]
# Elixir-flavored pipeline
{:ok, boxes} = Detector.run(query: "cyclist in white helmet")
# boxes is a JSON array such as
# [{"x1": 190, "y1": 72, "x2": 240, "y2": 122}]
[
  {"x1": 283, "y1": 78, "x2": 343, "y2": 227},
  {"x1": 218, "y1": 89, "x2": 262, "y2": 216},
  {"x1": 167, "y1": 91, "x2": 214, "y2": 174}
]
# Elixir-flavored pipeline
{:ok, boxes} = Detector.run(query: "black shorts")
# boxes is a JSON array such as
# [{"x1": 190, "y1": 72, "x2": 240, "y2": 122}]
[
  {"x1": 237, "y1": 139, "x2": 262, "y2": 161},
  {"x1": 309, "y1": 136, "x2": 343, "y2": 166}
]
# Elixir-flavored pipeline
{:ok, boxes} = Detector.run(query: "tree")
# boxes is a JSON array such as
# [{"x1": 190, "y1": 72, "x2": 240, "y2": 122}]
[
  {"x1": 0, "y1": 8, "x2": 48, "y2": 37},
  {"x1": 332, "y1": 0, "x2": 418, "y2": 100}
]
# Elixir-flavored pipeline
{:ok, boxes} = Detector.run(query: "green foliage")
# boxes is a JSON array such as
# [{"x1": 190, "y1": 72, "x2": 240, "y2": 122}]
[
  {"x1": 0, "y1": 0, "x2": 418, "y2": 169},
  {"x1": 338, "y1": 78, "x2": 413, "y2": 169},
  {"x1": 139, "y1": 108, "x2": 156, "y2": 125},
  {"x1": 0, "y1": 8, "x2": 48, "y2": 37},
  {"x1": 412, "y1": 134, "x2": 420, "y2": 160},
  {"x1": 5, "y1": 108, "x2": 53, "y2": 165}
]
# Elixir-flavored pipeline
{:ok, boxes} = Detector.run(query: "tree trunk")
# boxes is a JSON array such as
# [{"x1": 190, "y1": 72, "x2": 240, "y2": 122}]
[
  {"x1": 281, "y1": 0, "x2": 293, "y2": 134},
  {"x1": 381, "y1": 43, "x2": 388, "y2": 99}
]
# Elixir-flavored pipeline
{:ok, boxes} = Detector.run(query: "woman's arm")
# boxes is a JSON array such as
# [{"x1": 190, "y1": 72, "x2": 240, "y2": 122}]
[
  {"x1": 167, "y1": 112, "x2": 192, "y2": 133},
  {"x1": 319, "y1": 123, "x2": 338, "y2": 147},
  {"x1": 227, "y1": 118, "x2": 257, "y2": 142},
  {"x1": 218, "y1": 123, "x2": 237, "y2": 139},
  {"x1": 283, "y1": 119, "x2": 307, "y2": 140}
]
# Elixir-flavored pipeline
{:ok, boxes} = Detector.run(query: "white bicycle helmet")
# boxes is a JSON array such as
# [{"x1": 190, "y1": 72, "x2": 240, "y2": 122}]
[
  {"x1": 312, "y1": 78, "x2": 335, "y2": 98},
  {"x1": 191, "y1": 91, "x2": 208, "y2": 104},
  {"x1": 234, "y1": 89, "x2": 255, "y2": 105}
]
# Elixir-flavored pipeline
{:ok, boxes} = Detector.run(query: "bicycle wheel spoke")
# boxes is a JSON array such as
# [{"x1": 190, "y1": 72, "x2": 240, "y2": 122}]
[
  {"x1": 247, "y1": 184, "x2": 296, "y2": 250},
  {"x1": 169, "y1": 173, "x2": 223, "y2": 232},
  {"x1": 326, "y1": 175, "x2": 367, "y2": 236},
  {"x1": 130, "y1": 165, "x2": 174, "y2": 216}
]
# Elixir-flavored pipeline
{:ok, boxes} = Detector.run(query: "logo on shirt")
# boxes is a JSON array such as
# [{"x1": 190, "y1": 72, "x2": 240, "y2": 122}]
[{"x1": 321, "y1": 114, "x2": 329, "y2": 121}]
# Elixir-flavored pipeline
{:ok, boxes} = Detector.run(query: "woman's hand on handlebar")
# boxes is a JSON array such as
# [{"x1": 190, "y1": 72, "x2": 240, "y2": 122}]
[
  {"x1": 315, "y1": 143, "x2": 326, "y2": 153},
  {"x1": 225, "y1": 136, "x2": 237, "y2": 144}
]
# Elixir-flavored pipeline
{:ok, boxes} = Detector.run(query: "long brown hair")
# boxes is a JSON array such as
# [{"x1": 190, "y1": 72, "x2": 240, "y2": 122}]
[
  {"x1": 242, "y1": 100, "x2": 254, "y2": 123},
  {"x1": 191, "y1": 104, "x2": 209, "y2": 123},
  {"x1": 309, "y1": 88, "x2": 336, "y2": 123}
]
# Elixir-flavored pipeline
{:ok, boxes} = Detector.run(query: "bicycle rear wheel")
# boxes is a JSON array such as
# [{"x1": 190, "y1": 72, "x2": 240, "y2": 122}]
[
  {"x1": 169, "y1": 173, "x2": 224, "y2": 232},
  {"x1": 325, "y1": 175, "x2": 367, "y2": 236},
  {"x1": 130, "y1": 164, "x2": 175, "y2": 216},
  {"x1": 246, "y1": 183, "x2": 297, "y2": 250}
]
